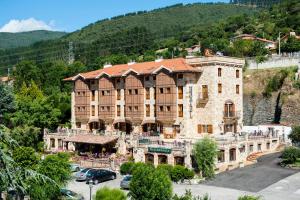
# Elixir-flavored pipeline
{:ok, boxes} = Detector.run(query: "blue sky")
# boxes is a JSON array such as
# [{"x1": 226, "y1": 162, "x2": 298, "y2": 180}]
[{"x1": 0, "y1": 0, "x2": 228, "y2": 33}]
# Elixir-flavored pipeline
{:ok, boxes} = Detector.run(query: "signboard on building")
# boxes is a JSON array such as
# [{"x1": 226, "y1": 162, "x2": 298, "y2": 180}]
[{"x1": 148, "y1": 147, "x2": 172, "y2": 154}]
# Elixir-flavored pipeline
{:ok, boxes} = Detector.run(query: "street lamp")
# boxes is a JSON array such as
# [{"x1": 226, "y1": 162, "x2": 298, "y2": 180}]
[{"x1": 88, "y1": 180, "x2": 93, "y2": 200}]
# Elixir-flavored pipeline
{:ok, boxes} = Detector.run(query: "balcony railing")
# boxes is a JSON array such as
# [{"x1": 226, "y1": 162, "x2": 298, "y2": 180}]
[{"x1": 223, "y1": 111, "x2": 241, "y2": 119}]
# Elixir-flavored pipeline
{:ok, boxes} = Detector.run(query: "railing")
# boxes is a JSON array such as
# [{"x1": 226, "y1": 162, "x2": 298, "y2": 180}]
[
  {"x1": 223, "y1": 111, "x2": 241, "y2": 119},
  {"x1": 137, "y1": 136, "x2": 186, "y2": 151}
]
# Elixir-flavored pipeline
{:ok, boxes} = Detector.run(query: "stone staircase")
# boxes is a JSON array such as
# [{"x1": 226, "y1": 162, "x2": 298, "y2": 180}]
[{"x1": 246, "y1": 152, "x2": 262, "y2": 162}]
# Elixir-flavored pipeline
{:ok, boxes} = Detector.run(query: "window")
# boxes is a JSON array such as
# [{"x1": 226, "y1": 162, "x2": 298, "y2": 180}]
[
  {"x1": 116, "y1": 78, "x2": 121, "y2": 84},
  {"x1": 135, "y1": 89, "x2": 138, "y2": 95},
  {"x1": 236, "y1": 70, "x2": 240, "y2": 78},
  {"x1": 230, "y1": 148, "x2": 236, "y2": 161},
  {"x1": 218, "y1": 83, "x2": 222, "y2": 94},
  {"x1": 166, "y1": 87, "x2": 171, "y2": 94},
  {"x1": 77, "y1": 107, "x2": 81, "y2": 112},
  {"x1": 218, "y1": 150, "x2": 225, "y2": 163},
  {"x1": 160, "y1": 88, "x2": 164, "y2": 94},
  {"x1": 117, "y1": 89, "x2": 121, "y2": 100},
  {"x1": 107, "y1": 106, "x2": 110, "y2": 111},
  {"x1": 202, "y1": 85, "x2": 208, "y2": 99},
  {"x1": 178, "y1": 86, "x2": 183, "y2": 99},
  {"x1": 82, "y1": 91, "x2": 86, "y2": 96},
  {"x1": 249, "y1": 145, "x2": 254, "y2": 152},
  {"x1": 91, "y1": 105, "x2": 95, "y2": 116},
  {"x1": 101, "y1": 106, "x2": 105, "y2": 111},
  {"x1": 159, "y1": 106, "x2": 164, "y2": 112},
  {"x1": 145, "y1": 76, "x2": 150, "y2": 81},
  {"x1": 178, "y1": 104, "x2": 183, "y2": 117},
  {"x1": 167, "y1": 106, "x2": 171, "y2": 112},
  {"x1": 153, "y1": 76, "x2": 156, "y2": 81},
  {"x1": 134, "y1": 106, "x2": 138, "y2": 111},
  {"x1": 91, "y1": 80, "x2": 95, "y2": 85},
  {"x1": 178, "y1": 74, "x2": 183, "y2": 80},
  {"x1": 101, "y1": 91, "x2": 105, "y2": 96},
  {"x1": 76, "y1": 122, "x2": 81, "y2": 128},
  {"x1": 258, "y1": 144, "x2": 262, "y2": 151},
  {"x1": 218, "y1": 68, "x2": 222, "y2": 77},
  {"x1": 146, "y1": 88, "x2": 150, "y2": 99},
  {"x1": 77, "y1": 91, "x2": 81, "y2": 96},
  {"x1": 146, "y1": 105, "x2": 150, "y2": 117},
  {"x1": 50, "y1": 138, "x2": 55, "y2": 148},
  {"x1": 81, "y1": 107, "x2": 85, "y2": 111},
  {"x1": 129, "y1": 89, "x2": 132, "y2": 95},
  {"x1": 91, "y1": 90, "x2": 95, "y2": 101},
  {"x1": 154, "y1": 104, "x2": 156, "y2": 117},
  {"x1": 236, "y1": 85, "x2": 240, "y2": 94},
  {"x1": 128, "y1": 106, "x2": 132, "y2": 111},
  {"x1": 197, "y1": 124, "x2": 213, "y2": 134},
  {"x1": 106, "y1": 90, "x2": 110, "y2": 95},
  {"x1": 117, "y1": 105, "x2": 121, "y2": 116}
]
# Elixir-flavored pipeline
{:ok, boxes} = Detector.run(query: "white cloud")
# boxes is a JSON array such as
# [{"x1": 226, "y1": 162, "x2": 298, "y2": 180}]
[{"x1": 0, "y1": 18, "x2": 56, "y2": 33}]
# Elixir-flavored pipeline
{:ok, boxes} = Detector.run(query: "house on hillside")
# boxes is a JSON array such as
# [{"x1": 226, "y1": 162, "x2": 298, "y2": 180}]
[
  {"x1": 232, "y1": 34, "x2": 277, "y2": 50},
  {"x1": 0, "y1": 76, "x2": 13, "y2": 85},
  {"x1": 281, "y1": 32, "x2": 300, "y2": 42}
]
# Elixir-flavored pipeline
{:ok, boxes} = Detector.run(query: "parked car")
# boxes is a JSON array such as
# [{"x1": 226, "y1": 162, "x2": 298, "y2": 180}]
[
  {"x1": 60, "y1": 189, "x2": 84, "y2": 200},
  {"x1": 86, "y1": 169, "x2": 117, "y2": 184},
  {"x1": 75, "y1": 168, "x2": 96, "y2": 181},
  {"x1": 120, "y1": 175, "x2": 132, "y2": 190},
  {"x1": 70, "y1": 163, "x2": 81, "y2": 172}
]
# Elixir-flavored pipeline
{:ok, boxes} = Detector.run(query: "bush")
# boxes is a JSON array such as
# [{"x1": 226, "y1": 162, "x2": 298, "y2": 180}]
[
  {"x1": 129, "y1": 163, "x2": 172, "y2": 200},
  {"x1": 288, "y1": 126, "x2": 300, "y2": 144},
  {"x1": 157, "y1": 164, "x2": 174, "y2": 176},
  {"x1": 120, "y1": 162, "x2": 134, "y2": 175},
  {"x1": 171, "y1": 165, "x2": 186, "y2": 183},
  {"x1": 173, "y1": 190, "x2": 210, "y2": 200},
  {"x1": 282, "y1": 147, "x2": 300, "y2": 164},
  {"x1": 95, "y1": 186, "x2": 126, "y2": 200},
  {"x1": 184, "y1": 168, "x2": 195, "y2": 180},
  {"x1": 238, "y1": 195, "x2": 261, "y2": 200},
  {"x1": 13, "y1": 146, "x2": 40, "y2": 169}
]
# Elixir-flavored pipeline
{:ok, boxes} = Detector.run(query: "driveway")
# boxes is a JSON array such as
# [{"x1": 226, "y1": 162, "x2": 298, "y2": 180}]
[{"x1": 204, "y1": 152, "x2": 299, "y2": 192}]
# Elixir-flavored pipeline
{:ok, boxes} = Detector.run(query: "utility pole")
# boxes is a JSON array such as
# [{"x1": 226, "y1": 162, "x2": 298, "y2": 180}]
[{"x1": 278, "y1": 32, "x2": 281, "y2": 56}]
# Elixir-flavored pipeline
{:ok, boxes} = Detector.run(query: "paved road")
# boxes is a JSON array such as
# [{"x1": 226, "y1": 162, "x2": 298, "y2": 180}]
[{"x1": 204, "y1": 152, "x2": 299, "y2": 192}]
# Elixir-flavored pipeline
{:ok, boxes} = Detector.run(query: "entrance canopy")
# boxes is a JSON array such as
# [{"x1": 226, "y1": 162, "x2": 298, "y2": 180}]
[{"x1": 64, "y1": 135, "x2": 118, "y2": 145}]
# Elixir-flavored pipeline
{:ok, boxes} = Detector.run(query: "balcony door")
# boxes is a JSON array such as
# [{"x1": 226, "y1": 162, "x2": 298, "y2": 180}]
[{"x1": 224, "y1": 101, "x2": 235, "y2": 117}]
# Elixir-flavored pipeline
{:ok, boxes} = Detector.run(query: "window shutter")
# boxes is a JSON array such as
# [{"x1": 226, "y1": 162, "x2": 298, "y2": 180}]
[
  {"x1": 208, "y1": 125, "x2": 213, "y2": 134},
  {"x1": 198, "y1": 124, "x2": 203, "y2": 134}
]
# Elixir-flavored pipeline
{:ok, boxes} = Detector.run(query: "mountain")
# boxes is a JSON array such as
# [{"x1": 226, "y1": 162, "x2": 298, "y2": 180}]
[
  {"x1": 0, "y1": 30, "x2": 66, "y2": 50},
  {"x1": 0, "y1": 2, "x2": 257, "y2": 73},
  {"x1": 64, "y1": 3, "x2": 256, "y2": 43}
]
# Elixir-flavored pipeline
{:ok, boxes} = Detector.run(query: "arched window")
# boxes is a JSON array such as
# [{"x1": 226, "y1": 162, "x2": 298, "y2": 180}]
[{"x1": 224, "y1": 100, "x2": 235, "y2": 117}]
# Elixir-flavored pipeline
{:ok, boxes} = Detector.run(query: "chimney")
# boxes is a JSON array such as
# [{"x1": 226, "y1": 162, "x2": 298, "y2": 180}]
[
  {"x1": 155, "y1": 56, "x2": 163, "y2": 62},
  {"x1": 103, "y1": 62, "x2": 112, "y2": 68},
  {"x1": 127, "y1": 60, "x2": 136, "y2": 66}
]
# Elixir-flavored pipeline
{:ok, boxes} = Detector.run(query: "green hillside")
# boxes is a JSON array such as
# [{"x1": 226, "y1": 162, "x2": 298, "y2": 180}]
[
  {"x1": 65, "y1": 3, "x2": 256, "y2": 42},
  {"x1": 0, "y1": 30, "x2": 66, "y2": 50},
  {"x1": 230, "y1": 0, "x2": 281, "y2": 7}
]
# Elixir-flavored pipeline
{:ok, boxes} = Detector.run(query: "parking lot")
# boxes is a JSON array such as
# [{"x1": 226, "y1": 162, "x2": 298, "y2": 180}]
[{"x1": 67, "y1": 153, "x2": 300, "y2": 200}]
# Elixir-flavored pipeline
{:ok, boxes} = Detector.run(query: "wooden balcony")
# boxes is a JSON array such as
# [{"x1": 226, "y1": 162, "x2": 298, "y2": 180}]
[
  {"x1": 223, "y1": 111, "x2": 240, "y2": 123},
  {"x1": 196, "y1": 97, "x2": 209, "y2": 108}
]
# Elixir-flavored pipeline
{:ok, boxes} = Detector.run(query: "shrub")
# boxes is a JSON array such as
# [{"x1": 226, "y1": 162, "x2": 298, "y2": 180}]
[
  {"x1": 171, "y1": 165, "x2": 186, "y2": 182},
  {"x1": 238, "y1": 195, "x2": 261, "y2": 200},
  {"x1": 157, "y1": 164, "x2": 174, "y2": 176},
  {"x1": 173, "y1": 190, "x2": 210, "y2": 200},
  {"x1": 193, "y1": 137, "x2": 218, "y2": 178},
  {"x1": 282, "y1": 146, "x2": 300, "y2": 164},
  {"x1": 120, "y1": 162, "x2": 134, "y2": 175},
  {"x1": 184, "y1": 168, "x2": 195, "y2": 180},
  {"x1": 288, "y1": 126, "x2": 300, "y2": 144},
  {"x1": 129, "y1": 163, "x2": 172, "y2": 200},
  {"x1": 13, "y1": 146, "x2": 40, "y2": 169},
  {"x1": 95, "y1": 186, "x2": 126, "y2": 200}
]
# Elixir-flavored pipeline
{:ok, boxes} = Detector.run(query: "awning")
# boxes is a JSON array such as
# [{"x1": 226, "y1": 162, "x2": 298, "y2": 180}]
[
  {"x1": 141, "y1": 119, "x2": 156, "y2": 125},
  {"x1": 64, "y1": 134, "x2": 118, "y2": 145},
  {"x1": 113, "y1": 118, "x2": 131, "y2": 124}
]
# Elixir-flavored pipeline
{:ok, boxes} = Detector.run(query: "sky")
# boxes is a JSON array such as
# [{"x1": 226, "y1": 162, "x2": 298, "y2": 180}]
[{"x1": 0, "y1": 0, "x2": 228, "y2": 33}]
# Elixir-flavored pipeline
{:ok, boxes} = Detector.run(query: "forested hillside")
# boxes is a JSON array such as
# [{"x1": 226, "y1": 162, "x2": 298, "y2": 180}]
[
  {"x1": 230, "y1": 0, "x2": 281, "y2": 7},
  {"x1": 0, "y1": 30, "x2": 66, "y2": 50},
  {"x1": 0, "y1": 3, "x2": 256, "y2": 74}
]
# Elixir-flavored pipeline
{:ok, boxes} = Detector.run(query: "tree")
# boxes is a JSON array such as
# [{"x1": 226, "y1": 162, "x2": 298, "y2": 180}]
[
  {"x1": 129, "y1": 163, "x2": 172, "y2": 200},
  {"x1": 0, "y1": 83, "x2": 15, "y2": 124},
  {"x1": 10, "y1": 125, "x2": 41, "y2": 150},
  {"x1": 10, "y1": 81, "x2": 61, "y2": 130},
  {"x1": 13, "y1": 146, "x2": 40, "y2": 169},
  {"x1": 95, "y1": 187, "x2": 127, "y2": 200},
  {"x1": 193, "y1": 137, "x2": 218, "y2": 178},
  {"x1": 288, "y1": 126, "x2": 300, "y2": 144},
  {"x1": 281, "y1": 147, "x2": 300, "y2": 164}
]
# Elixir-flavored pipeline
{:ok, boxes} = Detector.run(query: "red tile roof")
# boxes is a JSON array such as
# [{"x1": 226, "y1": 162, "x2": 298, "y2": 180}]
[
  {"x1": 64, "y1": 134, "x2": 118, "y2": 145},
  {"x1": 64, "y1": 58, "x2": 199, "y2": 81}
]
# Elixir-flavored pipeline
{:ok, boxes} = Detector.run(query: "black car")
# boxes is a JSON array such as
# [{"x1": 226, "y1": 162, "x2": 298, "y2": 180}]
[{"x1": 86, "y1": 169, "x2": 117, "y2": 184}]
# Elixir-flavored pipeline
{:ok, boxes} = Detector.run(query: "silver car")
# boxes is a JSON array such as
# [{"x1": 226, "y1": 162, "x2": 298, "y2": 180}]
[
  {"x1": 120, "y1": 175, "x2": 132, "y2": 190},
  {"x1": 75, "y1": 168, "x2": 95, "y2": 181}
]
